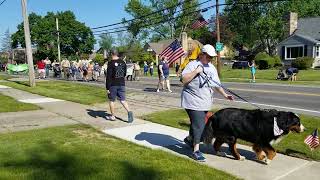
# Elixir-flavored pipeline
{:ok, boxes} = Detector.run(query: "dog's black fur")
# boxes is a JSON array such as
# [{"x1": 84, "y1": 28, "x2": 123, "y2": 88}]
[{"x1": 202, "y1": 108, "x2": 303, "y2": 164}]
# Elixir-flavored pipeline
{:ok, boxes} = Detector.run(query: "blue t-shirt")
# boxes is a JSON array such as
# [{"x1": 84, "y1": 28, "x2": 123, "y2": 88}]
[
  {"x1": 181, "y1": 60, "x2": 221, "y2": 111},
  {"x1": 161, "y1": 61, "x2": 170, "y2": 76}
]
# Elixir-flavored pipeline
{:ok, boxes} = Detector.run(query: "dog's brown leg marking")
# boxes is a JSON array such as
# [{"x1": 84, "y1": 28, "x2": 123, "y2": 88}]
[
  {"x1": 213, "y1": 138, "x2": 224, "y2": 152},
  {"x1": 252, "y1": 144, "x2": 265, "y2": 160},
  {"x1": 263, "y1": 145, "x2": 276, "y2": 160},
  {"x1": 229, "y1": 142, "x2": 241, "y2": 160}
]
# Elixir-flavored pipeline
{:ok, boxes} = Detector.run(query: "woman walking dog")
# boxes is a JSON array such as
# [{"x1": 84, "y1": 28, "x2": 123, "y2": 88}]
[{"x1": 181, "y1": 44, "x2": 234, "y2": 162}]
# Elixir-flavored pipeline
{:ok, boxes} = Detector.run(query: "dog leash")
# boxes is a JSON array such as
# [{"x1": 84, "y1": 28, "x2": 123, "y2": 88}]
[{"x1": 199, "y1": 69, "x2": 261, "y2": 109}]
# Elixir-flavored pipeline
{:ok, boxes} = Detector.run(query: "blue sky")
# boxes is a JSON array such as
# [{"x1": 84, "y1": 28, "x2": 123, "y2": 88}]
[{"x1": 0, "y1": 0, "x2": 224, "y2": 46}]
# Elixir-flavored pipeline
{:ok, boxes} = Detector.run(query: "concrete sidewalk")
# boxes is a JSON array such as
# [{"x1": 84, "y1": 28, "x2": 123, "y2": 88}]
[{"x1": 0, "y1": 84, "x2": 319, "y2": 180}]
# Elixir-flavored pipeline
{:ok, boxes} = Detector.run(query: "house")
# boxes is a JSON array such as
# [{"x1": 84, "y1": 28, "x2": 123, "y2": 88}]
[{"x1": 277, "y1": 12, "x2": 320, "y2": 68}]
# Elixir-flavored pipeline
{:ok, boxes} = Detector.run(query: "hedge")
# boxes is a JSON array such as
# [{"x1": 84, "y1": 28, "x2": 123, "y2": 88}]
[
  {"x1": 254, "y1": 52, "x2": 281, "y2": 69},
  {"x1": 292, "y1": 57, "x2": 314, "y2": 70}
]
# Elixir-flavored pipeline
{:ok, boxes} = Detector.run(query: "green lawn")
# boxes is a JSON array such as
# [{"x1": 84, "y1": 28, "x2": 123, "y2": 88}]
[
  {"x1": 0, "y1": 125, "x2": 237, "y2": 179},
  {"x1": 142, "y1": 109, "x2": 320, "y2": 161},
  {"x1": 0, "y1": 75, "x2": 10, "y2": 80},
  {"x1": 0, "y1": 81, "x2": 106, "y2": 105},
  {"x1": 221, "y1": 67, "x2": 320, "y2": 86},
  {"x1": 0, "y1": 93, "x2": 40, "y2": 112}
]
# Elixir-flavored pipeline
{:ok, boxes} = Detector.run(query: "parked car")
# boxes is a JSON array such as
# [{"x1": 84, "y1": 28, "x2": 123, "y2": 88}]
[{"x1": 232, "y1": 61, "x2": 249, "y2": 69}]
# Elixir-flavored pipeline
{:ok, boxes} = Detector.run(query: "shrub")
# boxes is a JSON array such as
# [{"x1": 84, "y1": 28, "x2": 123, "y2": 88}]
[
  {"x1": 254, "y1": 52, "x2": 274, "y2": 69},
  {"x1": 292, "y1": 57, "x2": 314, "y2": 70},
  {"x1": 273, "y1": 56, "x2": 282, "y2": 67}
]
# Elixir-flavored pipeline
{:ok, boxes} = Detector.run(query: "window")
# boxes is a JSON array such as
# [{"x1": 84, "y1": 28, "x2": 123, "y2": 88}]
[
  {"x1": 286, "y1": 46, "x2": 303, "y2": 59},
  {"x1": 316, "y1": 46, "x2": 320, "y2": 58}
]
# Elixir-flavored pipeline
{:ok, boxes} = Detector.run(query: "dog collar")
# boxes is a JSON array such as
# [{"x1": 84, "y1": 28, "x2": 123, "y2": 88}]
[{"x1": 274, "y1": 117, "x2": 284, "y2": 136}]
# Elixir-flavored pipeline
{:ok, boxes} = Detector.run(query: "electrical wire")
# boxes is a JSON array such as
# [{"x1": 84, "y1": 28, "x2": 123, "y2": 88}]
[
  {"x1": 0, "y1": 0, "x2": 8, "y2": 7},
  {"x1": 92, "y1": 0, "x2": 291, "y2": 36},
  {"x1": 91, "y1": 0, "x2": 211, "y2": 30}
]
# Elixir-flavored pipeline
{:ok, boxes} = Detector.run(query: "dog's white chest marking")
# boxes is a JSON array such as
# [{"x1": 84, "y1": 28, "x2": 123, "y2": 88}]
[
  {"x1": 270, "y1": 136, "x2": 284, "y2": 145},
  {"x1": 273, "y1": 117, "x2": 284, "y2": 136}
]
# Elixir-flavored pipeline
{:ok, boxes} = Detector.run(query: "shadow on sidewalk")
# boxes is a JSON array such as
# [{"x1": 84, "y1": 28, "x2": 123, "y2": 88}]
[
  {"x1": 134, "y1": 132, "x2": 261, "y2": 162},
  {"x1": 86, "y1": 109, "x2": 127, "y2": 122}
]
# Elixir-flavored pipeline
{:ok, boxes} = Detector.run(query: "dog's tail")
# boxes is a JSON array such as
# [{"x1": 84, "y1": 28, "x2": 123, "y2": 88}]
[{"x1": 202, "y1": 112, "x2": 215, "y2": 144}]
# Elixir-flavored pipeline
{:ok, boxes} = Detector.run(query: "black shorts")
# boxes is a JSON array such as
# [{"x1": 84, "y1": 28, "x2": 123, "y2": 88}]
[{"x1": 108, "y1": 86, "x2": 126, "y2": 102}]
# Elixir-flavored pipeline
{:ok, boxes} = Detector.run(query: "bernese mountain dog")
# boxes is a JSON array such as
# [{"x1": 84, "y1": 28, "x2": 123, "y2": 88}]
[{"x1": 202, "y1": 108, "x2": 305, "y2": 164}]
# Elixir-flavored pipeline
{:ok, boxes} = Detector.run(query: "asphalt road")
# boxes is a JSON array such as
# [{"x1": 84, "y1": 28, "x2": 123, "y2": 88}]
[{"x1": 125, "y1": 77, "x2": 320, "y2": 117}]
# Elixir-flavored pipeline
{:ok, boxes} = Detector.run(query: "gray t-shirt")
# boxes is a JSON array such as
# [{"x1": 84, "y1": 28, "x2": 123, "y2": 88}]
[{"x1": 181, "y1": 60, "x2": 221, "y2": 111}]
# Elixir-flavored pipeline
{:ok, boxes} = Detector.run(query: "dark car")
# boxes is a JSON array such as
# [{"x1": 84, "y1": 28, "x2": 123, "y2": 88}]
[{"x1": 232, "y1": 61, "x2": 249, "y2": 69}]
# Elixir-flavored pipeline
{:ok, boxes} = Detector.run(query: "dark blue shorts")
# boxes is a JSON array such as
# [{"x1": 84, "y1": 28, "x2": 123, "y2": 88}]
[{"x1": 108, "y1": 86, "x2": 126, "y2": 102}]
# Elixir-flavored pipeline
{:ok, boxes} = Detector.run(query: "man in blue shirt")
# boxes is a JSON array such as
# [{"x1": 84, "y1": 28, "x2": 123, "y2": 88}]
[{"x1": 156, "y1": 57, "x2": 172, "y2": 93}]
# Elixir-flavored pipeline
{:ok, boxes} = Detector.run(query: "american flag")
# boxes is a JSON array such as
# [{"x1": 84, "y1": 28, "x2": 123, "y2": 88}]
[
  {"x1": 304, "y1": 129, "x2": 319, "y2": 150},
  {"x1": 191, "y1": 16, "x2": 209, "y2": 29},
  {"x1": 160, "y1": 39, "x2": 185, "y2": 64}
]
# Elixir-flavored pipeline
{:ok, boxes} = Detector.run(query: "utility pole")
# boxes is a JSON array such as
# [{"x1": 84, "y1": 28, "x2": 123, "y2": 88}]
[
  {"x1": 21, "y1": 0, "x2": 35, "y2": 87},
  {"x1": 56, "y1": 18, "x2": 61, "y2": 64},
  {"x1": 215, "y1": 0, "x2": 222, "y2": 78}
]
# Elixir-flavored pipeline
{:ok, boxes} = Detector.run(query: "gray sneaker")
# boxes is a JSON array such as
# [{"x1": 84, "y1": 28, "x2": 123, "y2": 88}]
[{"x1": 128, "y1": 111, "x2": 134, "y2": 123}]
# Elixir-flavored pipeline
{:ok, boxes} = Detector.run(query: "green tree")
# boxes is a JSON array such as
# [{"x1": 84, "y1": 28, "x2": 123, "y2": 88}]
[
  {"x1": 1, "y1": 29, "x2": 12, "y2": 53},
  {"x1": 93, "y1": 54, "x2": 105, "y2": 65},
  {"x1": 11, "y1": 11, "x2": 95, "y2": 60},
  {"x1": 124, "y1": 0, "x2": 199, "y2": 42},
  {"x1": 99, "y1": 34, "x2": 114, "y2": 53}
]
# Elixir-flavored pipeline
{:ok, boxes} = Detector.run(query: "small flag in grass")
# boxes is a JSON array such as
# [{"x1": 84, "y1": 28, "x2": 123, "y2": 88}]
[{"x1": 304, "y1": 129, "x2": 319, "y2": 150}]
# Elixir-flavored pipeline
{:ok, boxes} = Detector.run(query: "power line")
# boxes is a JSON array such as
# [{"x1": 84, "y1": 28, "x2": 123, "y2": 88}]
[
  {"x1": 92, "y1": 0, "x2": 290, "y2": 34},
  {"x1": 91, "y1": 0, "x2": 211, "y2": 30},
  {"x1": 93, "y1": 0, "x2": 290, "y2": 36},
  {"x1": 0, "y1": 0, "x2": 8, "y2": 7},
  {"x1": 93, "y1": 5, "x2": 214, "y2": 36},
  {"x1": 93, "y1": 0, "x2": 211, "y2": 34}
]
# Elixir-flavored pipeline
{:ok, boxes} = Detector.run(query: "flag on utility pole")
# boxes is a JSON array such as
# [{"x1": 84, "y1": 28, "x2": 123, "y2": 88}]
[{"x1": 191, "y1": 16, "x2": 208, "y2": 29}]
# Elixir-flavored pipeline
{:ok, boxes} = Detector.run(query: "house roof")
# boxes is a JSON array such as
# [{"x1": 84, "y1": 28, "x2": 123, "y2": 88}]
[
  {"x1": 278, "y1": 17, "x2": 320, "y2": 46},
  {"x1": 147, "y1": 39, "x2": 175, "y2": 55},
  {"x1": 296, "y1": 17, "x2": 320, "y2": 42}
]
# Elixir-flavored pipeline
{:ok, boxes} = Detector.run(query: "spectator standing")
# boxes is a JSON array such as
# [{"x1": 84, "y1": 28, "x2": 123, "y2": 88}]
[
  {"x1": 82, "y1": 61, "x2": 89, "y2": 82},
  {"x1": 175, "y1": 63, "x2": 180, "y2": 77},
  {"x1": 133, "y1": 61, "x2": 141, "y2": 81},
  {"x1": 156, "y1": 57, "x2": 172, "y2": 93},
  {"x1": 149, "y1": 62, "x2": 154, "y2": 76},
  {"x1": 70, "y1": 61, "x2": 78, "y2": 81},
  {"x1": 36, "y1": 59, "x2": 46, "y2": 79},
  {"x1": 101, "y1": 59, "x2": 109, "y2": 82},
  {"x1": 181, "y1": 44, "x2": 233, "y2": 162},
  {"x1": 126, "y1": 61, "x2": 134, "y2": 81},
  {"x1": 93, "y1": 62, "x2": 101, "y2": 81},
  {"x1": 61, "y1": 58, "x2": 71, "y2": 80},
  {"x1": 143, "y1": 61, "x2": 148, "y2": 76},
  {"x1": 44, "y1": 57, "x2": 51, "y2": 78},
  {"x1": 106, "y1": 49, "x2": 133, "y2": 123},
  {"x1": 248, "y1": 60, "x2": 256, "y2": 83}
]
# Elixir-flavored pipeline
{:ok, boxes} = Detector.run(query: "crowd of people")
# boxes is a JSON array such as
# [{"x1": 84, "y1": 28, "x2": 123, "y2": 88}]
[{"x1": 35, "y1": 58, "x2": 103, "y2": 81}]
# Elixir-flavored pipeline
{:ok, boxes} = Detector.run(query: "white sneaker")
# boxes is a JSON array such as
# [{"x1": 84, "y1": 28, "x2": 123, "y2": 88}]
[
  {"x1": 106, "y1": 115, "x2": 116, "y2": 121},
  {"x1": 156, "y1": 89, "x2": 160, "y2": 92},
  {"x1": 168, "y1": 90, "x2": 172, "y2": 93}
]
